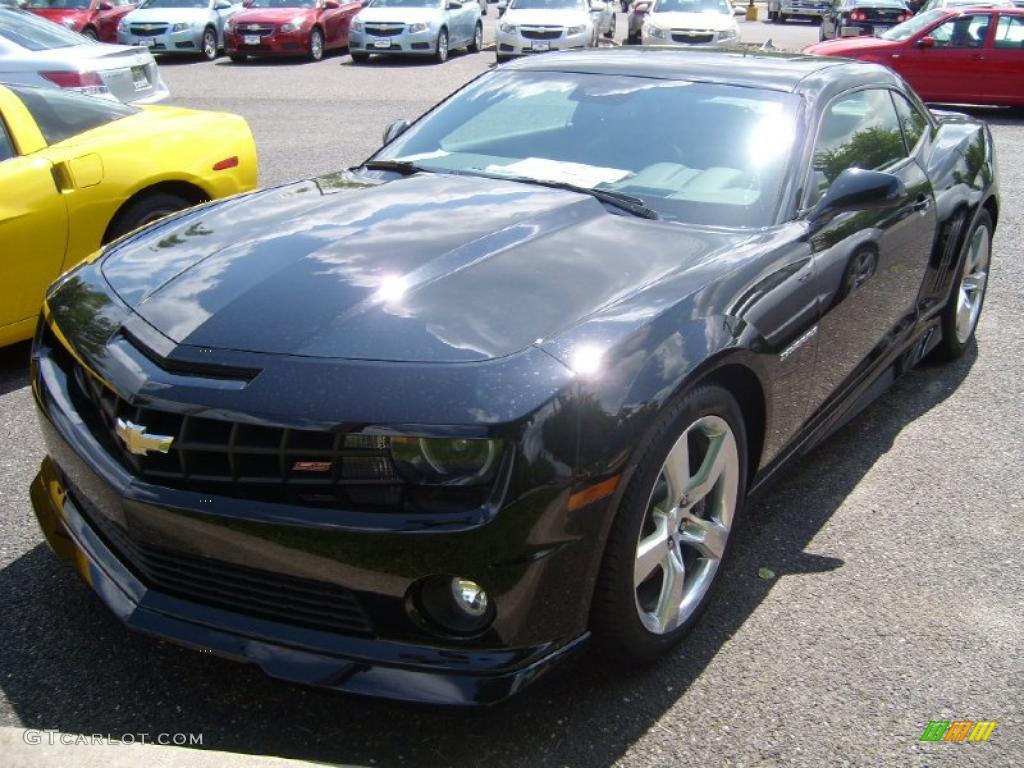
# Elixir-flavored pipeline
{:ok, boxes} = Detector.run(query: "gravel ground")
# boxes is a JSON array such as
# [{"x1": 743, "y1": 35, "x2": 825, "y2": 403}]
[{"x1": 1, "y1": 15, "x2": 1021, "y2": 768}]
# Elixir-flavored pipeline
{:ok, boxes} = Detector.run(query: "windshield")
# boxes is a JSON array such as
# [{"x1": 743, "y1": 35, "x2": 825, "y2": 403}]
[
  {"x1": 653, "y1": 0, "x2": 732, "y2": 13},
  {"x1": 9, "y1": 84, "x2": 138, "y2": 145},
  {"x1": 25, "y1": 0, "x2": 92, "y2": 9},
  {"x1": 0, "y1": 7, "x2": 92, "y2": 48},
  {"x1": 372, "y1": 71, "x2": 800, "y2": 228},
  {"x1": 365, "y1": 0, "x2": 442, "y2": 7},
  {"x1": 509, "y1": 0, "x2": 580, "y2": 9},
  {"x1": 249, "y1": 0, "x2": 317, "y2": 6},
  {"x1": 881, "y1": 8, "x2": 944, "y2": 40},
  {"x1": 140, "y1": 0, "x2": 209, "y2": 8}
]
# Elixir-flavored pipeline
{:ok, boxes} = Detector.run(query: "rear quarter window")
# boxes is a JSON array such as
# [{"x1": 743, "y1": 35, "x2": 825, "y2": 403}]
[{"x1": 9, "y1": 85, "x2": 138, "y2": 146}]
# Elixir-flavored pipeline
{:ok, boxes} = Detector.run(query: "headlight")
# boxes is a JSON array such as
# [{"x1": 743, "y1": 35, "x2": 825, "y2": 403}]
[
  {"x1": 118, "y1": 19, "x2": 128, "y2": 31},
  {"x1": 646, "y1": 25, "x2": 667, "y2": 39},
  {"x1": 408, "y1": 22, "x2": 429, "y2": 33},
  {"x1": 390, "y1": 437, "x2": 502, "y2": 485},
  {"x1": 171, "y1": 22, "x2": 190, "y2": 32},
  {"x1": 62, "y1": 19, "x2": 77, "y2": 28},
  {"x1": 566, "y1": 24, "x2": 586, "y2": 34},
  {"x1": 280, "y1": 18, "x2": 304, "y2": 32},
  {"x1": 498, "y1": 22, "x2": 517, "y2": 33},
  {"x1": 717, "y1": 28, "x2": 737, "y2": 41},
  {"x1": 352, "y1": 19, "x2": 363, "y2": 31}
]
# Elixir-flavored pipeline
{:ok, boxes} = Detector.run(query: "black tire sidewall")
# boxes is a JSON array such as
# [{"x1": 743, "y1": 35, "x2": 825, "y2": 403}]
[
  {"x1": 107, "y1": 193, "x2": 191, "y2": 242},
  {"x1": 591, "y1": 384, "x2": 749, "y2": 663},
  {"x1": 935, "y1": 210, "x2": 993, "y2": 361},
  {"x1": 309, "y1": 28, "x2": 324, "y2": 61},
  {"x1": 203, "y1": 27, "x2": 217, "y2": 60}
]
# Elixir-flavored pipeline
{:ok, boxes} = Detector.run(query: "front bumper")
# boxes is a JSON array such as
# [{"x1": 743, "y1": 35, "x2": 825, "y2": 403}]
[
  {"x1": 838, "y1": 21, "x2": 892, "y2": 37},
  {"x1": 117, "y1": 27, "x2": 204, "y2": 55},
  {"x1": 225, "y1": 29, "x2": 310, "y2": 55},
  {"x1": 349, "y1": 28, "x2": 438, "y2": 55},
  {"x1": 641, "y1": 29, "x2": 738, "y2": 45},
  {"x1": 495, "y1": 30, "x2": 590, "y2": 56},
  {"x1": 28, "y1": 288, "x2": 600, "y2": 705}
]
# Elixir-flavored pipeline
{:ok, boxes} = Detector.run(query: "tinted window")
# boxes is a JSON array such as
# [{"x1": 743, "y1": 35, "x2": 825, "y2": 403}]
[
  {"x1": 929, "y1": 13, "x2": 993, "y2": 48},
  {"x1": 375, "y1": 71, "x2": 801, "y2": 227},
  {"x1": 26, "y1": 0, "x2": 93, "y2": 9},
  {"x1": 891, "y1": 92, "x2": 928, "y2": 152},
  {"x1": 810, "y1": 89, "x2": 906, "y2": 204},
  {"x1": 0, "y1": 8, "x2": 94, "y2": 50},
  {"x1": 0, "y1": 116, "x2": 15, "y2": 163},
  {"x1": 994, "y1": 13, "x2": 1024, "y2": 48},
  {"x1": 9, "y1": 85, "x2": 137, "y2": 146}
]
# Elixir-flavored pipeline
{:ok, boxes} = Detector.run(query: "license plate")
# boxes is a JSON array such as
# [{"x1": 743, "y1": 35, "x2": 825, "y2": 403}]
[
  {"x1": 532, "y1": 41, "x2": 550, "y2": 51},
  {"x1": 373, "y1": 39, "x2": 391, "y2": 48},
  {"x1": 138, "y1": 38, "x2": 155, "y2": 46},
  {"x1": 131, "y1": 65, "x2": 148, "y2": 91},
  {"x1": 244, "y1": 34, "x2": 260, "y2": 45}
]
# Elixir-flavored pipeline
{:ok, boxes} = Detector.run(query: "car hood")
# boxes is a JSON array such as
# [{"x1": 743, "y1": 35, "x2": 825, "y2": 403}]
[
  {"x1": 502, "y1": 9, "x2": 590, "y2": 25},
  {"x1": 354, "y1": 7, "x2": 443, "y2": 24},
  {"x1": 803, "y1": 36, "x2": 896, "y2": 56},
  {"x1": 124, "y1": 7, "x2": 214, "y2": 23},
  {"x1": 231, "y1": 8, "x2": 315, "y2": 24},
  {"x1": 100, "y1": 172, "x2": 742, "y2": 363},
  {"x1": 649, "y1": 11, "x2": 735, "y2": 30}
]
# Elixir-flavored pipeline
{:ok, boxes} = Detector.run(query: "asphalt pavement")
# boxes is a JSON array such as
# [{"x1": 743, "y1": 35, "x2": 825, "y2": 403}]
[{"x1": 1, "y1": 14, "x2": 1021, "y2": 768}]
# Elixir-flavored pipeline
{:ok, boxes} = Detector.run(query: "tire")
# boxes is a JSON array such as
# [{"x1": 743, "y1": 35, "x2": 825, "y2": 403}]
[
  {"x1": 469, "y1": 22, "x2": 483, "y2": 52},
  {"x1": 350, "y1": 51, "x2": 370, "y2": 63},
  {"x1": 496, "y1": 53, "x2": 510, "y2": 63},
  {"x1": 819, "y1": 24, "x2": 826, "y2": 41},
  {"x1": 778, "y1": 13, "x2": 788, "y2": 23},
  {"x1": 591, "y1": 384, "x2": 748, "y2": 663},
  {"x1": 435, "y1": 28, "x2": 448, "y2": 63},
  {"x1": 105, "y1": 193, "x2": 194, "y2": 243},
  {"x1": 229, "y1": 53, "x2": 247, "y2": 63},
  {"x1": 933, "y1": 210, "x2": 992, "y2": 361},
  {"x1": 308, "y1": 27, "x2": 324, "y2": 61},
  {"x1": 201, "y1": 26, "x2": 218, "y2": 60},
  {"x1": 627, "y1": 31, "x2": 641, "y2": 44},
  {"x1": 81, "y1": 27, "x2": 98, "y2": 41},
  {"x1": 605, "y1": 14, "x2": 616, "y2": 38}
]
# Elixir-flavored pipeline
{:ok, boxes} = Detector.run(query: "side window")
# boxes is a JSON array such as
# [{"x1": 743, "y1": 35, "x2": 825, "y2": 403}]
[
  {"x1": 891, "y1": 92, "x2": 929, "y2": 153},
  {"x1": 809, "y1": 89, "x2": 907, "y2": 205},
  {"x1": 928, "y1": 13, "x2": 992, "y2": 49},
  {"x1": 994, "y1": 14, "x2": 1024, "y2": 49},
  {"x1": 0, "y1": 115, "x2": 15, "y2": 163}
]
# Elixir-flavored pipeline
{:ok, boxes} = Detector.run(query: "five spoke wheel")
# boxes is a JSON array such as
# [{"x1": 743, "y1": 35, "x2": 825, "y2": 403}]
[{"x1": 955, "y1": 221, "x2": 990, "y2": 345}]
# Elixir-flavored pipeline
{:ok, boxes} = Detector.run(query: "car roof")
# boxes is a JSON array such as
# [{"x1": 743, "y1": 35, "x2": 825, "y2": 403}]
[{"x1": 501, "y1": 47, "x2": 872, "y2": 94}]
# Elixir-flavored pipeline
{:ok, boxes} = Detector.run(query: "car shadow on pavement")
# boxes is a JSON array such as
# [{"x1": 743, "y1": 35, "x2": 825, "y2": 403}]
[
  {"x1": 0, "y1": 345, "x2": 977, "y2": 767},
  {"x1": 0, "y1": 342, "x2": 31, "y2": 398}
]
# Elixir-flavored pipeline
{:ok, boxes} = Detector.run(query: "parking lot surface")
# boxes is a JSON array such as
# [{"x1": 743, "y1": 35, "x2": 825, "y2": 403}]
[{"x1": 1, "y1": 16, "x2": 1022, "y2": 767}]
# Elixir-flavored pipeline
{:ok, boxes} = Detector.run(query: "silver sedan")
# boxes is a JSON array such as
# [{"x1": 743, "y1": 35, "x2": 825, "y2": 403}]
[
  {"x1": 0, "y1": 7, "x2": 168, "y2": 104},
  {"x1": 117, "y1": 0, "x2": 242, "y2": 60}
]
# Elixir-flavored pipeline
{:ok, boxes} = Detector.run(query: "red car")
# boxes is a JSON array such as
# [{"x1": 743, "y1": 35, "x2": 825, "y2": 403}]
[
  {"x1": 225, "y1": 0, "x2": 362, "y2": 62},
  {"x1": 805, "y1": 7, "x2": 1024, "y2": 106},
  {"x1": 24, "y1": 0, "x2": 137, "y2": 43}
]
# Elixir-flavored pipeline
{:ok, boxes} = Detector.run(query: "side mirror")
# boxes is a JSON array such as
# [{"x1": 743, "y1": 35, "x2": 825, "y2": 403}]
[
  {"x1": 242, "y1": 0, "x2": 253, "y2": 5},
  {"x1": 383, "y1": 118, "x2": 410, "y2": 145},
  {"x1": 215, "y1": 0, "x2": 233, "y2": 8},
  {"x1": 97, "y1": 1, "x2": 113, "y2": 9},
  {"x1": 324, "y1": 0, "x2": 339, "y2": 6},
  {"x1": 589, "y1": 0, "x2": 607, "y2": 9},
  {"x1": 915, "y1": 35, "x2": 936, "y2": 48},
  {"x1": 446, "y1": 0, "x2": 462, "y2": 7},
  {"x1": 810, "y1": 168, "x2": 905, "y2": 222}
]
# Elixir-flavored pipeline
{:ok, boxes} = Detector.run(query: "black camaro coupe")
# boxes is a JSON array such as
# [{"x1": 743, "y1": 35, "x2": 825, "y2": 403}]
[{"x1": 30, "y1": 49, "x2": 997, "y2": 705}]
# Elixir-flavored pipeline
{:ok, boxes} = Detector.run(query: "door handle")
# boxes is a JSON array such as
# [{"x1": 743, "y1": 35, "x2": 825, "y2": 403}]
[{"x1": 913, "y1": 195, "x2": 932, "y2": 213}]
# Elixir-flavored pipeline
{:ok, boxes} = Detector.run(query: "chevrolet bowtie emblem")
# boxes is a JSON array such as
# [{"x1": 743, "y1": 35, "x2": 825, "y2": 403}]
[{"x1": 115, "y1": 418, "x2": 174, "y2": 456}]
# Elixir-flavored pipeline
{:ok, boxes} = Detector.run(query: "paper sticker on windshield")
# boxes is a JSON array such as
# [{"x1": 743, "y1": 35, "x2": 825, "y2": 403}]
[
  {"x1": 489, "y1": 158, "x2": 629, "y2": 188},
  {"x1": 398, "y1": 150, "x2": 451, "y2": 161}
]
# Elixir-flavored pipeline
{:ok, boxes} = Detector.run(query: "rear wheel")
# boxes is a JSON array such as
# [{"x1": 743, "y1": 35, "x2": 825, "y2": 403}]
[
  {"x1": 933, "y1": 211, "x2": 992, "y2": 361},
  {"x1": 591, "y1": 385, "x2": 747, "y2": 662},
  {"x1": 435, "y1": 28, "x2": 449, "y2": 63},
  {"x1": 105, "y1": 193, "x2": 194, "y2": 242},
  {"x1": 308, "y1": 27, "x2": 324, "y2": 61},
  {"x1": 201, "y1": 26, "x2": 218, "y2": 60},
  {"x1": 469, "y1": 22, "x2": 483, "y2": 52},
  {"x1": 81, "y1": 27, "x2": 98, "y2": 41}
]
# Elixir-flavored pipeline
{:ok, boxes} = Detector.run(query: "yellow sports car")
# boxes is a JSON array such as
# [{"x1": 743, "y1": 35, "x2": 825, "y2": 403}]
[{"x1": 0, "y1": 83, "x2": 257, "y2": 347}]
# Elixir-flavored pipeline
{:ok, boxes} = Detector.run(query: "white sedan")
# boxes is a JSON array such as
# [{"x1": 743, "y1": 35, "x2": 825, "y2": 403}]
[
  {"x1": 496, "y1": 0, "x2": 610, "y2": 62},
  {"x1": 642, "y1": 0, "x2": 739, "y2": 46}
]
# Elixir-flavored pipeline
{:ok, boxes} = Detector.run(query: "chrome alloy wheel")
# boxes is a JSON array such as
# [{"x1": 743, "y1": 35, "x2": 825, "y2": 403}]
[
  {"x1": 202, "y1": 28, "x2": 217, "y2": 59},
  {"x1": 955, "y1": 223, "x2": 991, "y2": 345},
  {"x1": 633, "y1": 415, "x2": 740, "y2": 635}
]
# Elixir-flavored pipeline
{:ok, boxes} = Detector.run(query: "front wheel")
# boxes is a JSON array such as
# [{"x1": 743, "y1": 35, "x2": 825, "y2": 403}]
[
  {"x1": 201, "y1": 26, "x2": 218, "y2": 60},
  {"x1": 81, "y1": 27, "x2": 98, "y2": 41},
  {"x1": 308, "y1": 27, "x2": 324, "y2": 61},
  {"x1": 605, "y1": 14, "x2": 616, "y2": 38},
  {"x1": 469, "y1": 22, "x2": 483, "y2": 52},
  {"x1": 434, "y1": 28, "x2": 448, "y2": 63},
  {"x1": 778, "y1": 12, "x2": 788, "y2": 23},
  {"x1": 934, "y1": 210, "x2": 992, "y2": 361},
  {"x1": 105, "y1": 193, "x2": 194, "y2": 242},
  {"x1": 591, "y1": 385, "x2": 747, "y2": 662}
]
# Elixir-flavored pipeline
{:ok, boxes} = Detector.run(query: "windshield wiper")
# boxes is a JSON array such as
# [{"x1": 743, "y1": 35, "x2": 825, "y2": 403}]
[
  {"x1": 471, "y1": 171, "x2": 660, "y2": 220},
  {"x1": 360, "y1": 159, "x2": 435, "y2": 176}
]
